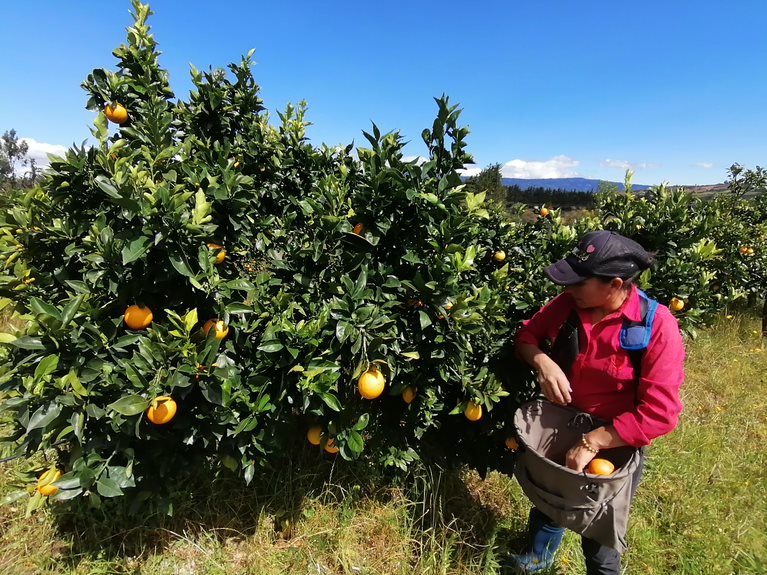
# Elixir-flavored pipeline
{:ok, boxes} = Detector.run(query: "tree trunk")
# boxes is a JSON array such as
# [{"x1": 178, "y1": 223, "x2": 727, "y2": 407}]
[{"x1": 762, "y1": 293, "x2": 767, "y2": 338}]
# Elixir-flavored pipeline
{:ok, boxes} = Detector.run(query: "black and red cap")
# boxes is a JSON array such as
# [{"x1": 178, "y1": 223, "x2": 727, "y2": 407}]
[{"x1": 544, "y1": 231, "x2": 654, "y2": 286}]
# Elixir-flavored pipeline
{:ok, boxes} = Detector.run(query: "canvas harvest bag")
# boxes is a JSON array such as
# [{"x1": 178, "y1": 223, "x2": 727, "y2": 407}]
[{"x1": 513, "y1": 399, "x2": 641, "y2": 552}]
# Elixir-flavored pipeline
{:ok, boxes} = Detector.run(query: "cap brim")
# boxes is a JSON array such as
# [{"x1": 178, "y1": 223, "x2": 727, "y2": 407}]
[{"x1": 544, "y1": 258, "x2": 589, "y2": 286}]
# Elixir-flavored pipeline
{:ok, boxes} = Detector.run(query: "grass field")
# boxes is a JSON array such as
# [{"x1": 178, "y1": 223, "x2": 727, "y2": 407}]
[{"x1": 1, "y1": 314, "x2": 765, "y2": 575}]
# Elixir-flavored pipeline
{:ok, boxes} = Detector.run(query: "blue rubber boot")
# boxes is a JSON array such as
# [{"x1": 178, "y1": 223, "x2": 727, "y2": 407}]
[{"x1": 504, "y1": 508, "x2": 565, "y2": 573}]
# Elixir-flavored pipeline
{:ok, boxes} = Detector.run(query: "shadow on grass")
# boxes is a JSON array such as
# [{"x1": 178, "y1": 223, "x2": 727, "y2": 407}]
[
  {"x1": 48, "y1": 445, "x2": 380, "y2": 569},
  {"x1": 45, "y1": 446, "x2": 529, "y2": 572}
]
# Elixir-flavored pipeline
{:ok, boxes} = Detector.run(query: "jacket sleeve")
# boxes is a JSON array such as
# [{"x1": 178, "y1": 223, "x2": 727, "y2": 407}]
[
  {"x1": 515, "y1": 292, "x2": 574, "y2": 351},
  {"x1": 612, "y1": 306, "x2": 685, "y2": 447}
]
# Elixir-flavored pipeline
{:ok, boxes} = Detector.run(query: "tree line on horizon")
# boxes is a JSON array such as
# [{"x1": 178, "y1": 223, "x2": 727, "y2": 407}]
[{"x1": 464, "y1": 163, "x2": 603, "y2": 210}]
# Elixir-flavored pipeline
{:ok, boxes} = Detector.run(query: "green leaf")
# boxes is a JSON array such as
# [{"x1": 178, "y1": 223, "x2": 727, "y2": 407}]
[
  {"x1": 0, "y1": 333, "x2": 17, "y2": 344},
  {"x1": 225, "y1": 278, "x2": 255, "y2": 291},
  {"x1": 184, "y1": 309, "x2": 198, "y2": 333},
  {"x1": 193, "y1": 189, "x2": 212, "y2": 225},
  {"x1": 321, "y1": 393, "x2": 342, "y2": 412},
  {"x1": 122, "y1": 236, "x2": 151, "y2": 265},
  {"x1": 335, "y1": 321, "x2": 352, "y2": 343},
  {"x1": 9, "y1": 336, "x2": 43, "y2": 350},
  {"x1": 26, "y1": 403, "x2": 62, "y2": 431},
  {"x1": 107, "y1": 395, "x2": 149, "y2": 417},
  {"x1": 169, "y1": 254, "x2": 194, "y2": 277},
  {"x1": 65, "y1": 370, "x2": 88, "y2": 398},
  {"x1": 95, "y1": 175, "x2": 121, "y2": 199},
  {"x1": 30, "y1": 297, "x2": 61, "y2": 320},
  {"x1": 258, "y1": 341, "x2": 284, "y2": 353},
  {"x1": 0, "y1": 490, "x2": 28, "y2": 507},
  {"x1": 418, "y1": 311, "x2": 432, "y2": 330},
  {"x1": 34, "y1": 355, "x2": 59, "y2": 380},
  {"x1": 346, "y1": 430, "x2": 364, "y2": 454},
  {"x1": 60, "y1": 295, "x2": 85, "y2": 328},
  {"x1": 353, "y1": 413, "x2": 370, "y2": 431},
  {"x1": 401, "y1": 351, "x2": 421, "y2": 360},
  {"x1": 96, "y1": 477, "x2": 124, "y2": 498}
]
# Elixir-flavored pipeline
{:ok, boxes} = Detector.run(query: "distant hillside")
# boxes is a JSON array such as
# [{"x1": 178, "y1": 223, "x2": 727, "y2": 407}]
[{"x1": 500, "y1": 177, "x2": 651, "y2": 193}]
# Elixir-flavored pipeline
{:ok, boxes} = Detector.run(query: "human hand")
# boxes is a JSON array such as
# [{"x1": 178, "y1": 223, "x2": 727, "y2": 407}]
[
  {"x1": 535, "y1": 357, "x2": 572, "y2": 405},
  {"x1": 565, "y1": 442, "x2": 596, "y2": 472}
]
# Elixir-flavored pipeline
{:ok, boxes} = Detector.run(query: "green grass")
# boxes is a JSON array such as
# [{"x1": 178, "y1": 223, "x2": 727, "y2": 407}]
[{"x1": 0, "y1": 315, "x2": 765, "y2": 574}]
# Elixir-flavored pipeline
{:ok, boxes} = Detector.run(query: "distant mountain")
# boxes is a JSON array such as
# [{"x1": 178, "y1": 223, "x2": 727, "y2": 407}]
[{"x1": 500, "y1": 177, "x2": 651, "y2": 193}]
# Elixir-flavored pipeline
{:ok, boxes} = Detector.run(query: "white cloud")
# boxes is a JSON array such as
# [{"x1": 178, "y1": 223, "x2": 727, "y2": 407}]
[
  {"x1": 458, "y1": 163, "x2": 482, "y2": 178},
  {"x1": 693, "y1": 161, "x2": 714, "y2": 169},
  {"x1": 500, "y1": 155, "x2": 580, "y2": 179},
  {"x1": 601, "y1": 158, "x2": 659, "y2": 172},
  {"x1": 21, "y1": 138, "x2": 67, "y2": 168}
]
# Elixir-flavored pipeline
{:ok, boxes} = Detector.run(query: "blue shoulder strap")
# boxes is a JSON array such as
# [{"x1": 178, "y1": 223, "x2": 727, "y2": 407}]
[{"x1": 619, "y1": 289, "x2": 658, "y2": 351}]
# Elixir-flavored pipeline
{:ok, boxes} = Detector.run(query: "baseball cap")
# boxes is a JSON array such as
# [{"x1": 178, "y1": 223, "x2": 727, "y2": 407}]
[{"x1": 544, "y1": 231, "x2": 653, "y2": 286}]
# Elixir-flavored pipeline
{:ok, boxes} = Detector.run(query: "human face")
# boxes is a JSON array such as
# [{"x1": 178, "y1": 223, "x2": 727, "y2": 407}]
[{"x1": 564, "y1": 277, "x2": 624, "y2": 310}]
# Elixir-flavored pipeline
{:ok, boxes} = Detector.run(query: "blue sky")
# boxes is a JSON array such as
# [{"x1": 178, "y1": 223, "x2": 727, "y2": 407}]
[{"x1": 1, "y1": 1, "x2": 765, "y2": 186}]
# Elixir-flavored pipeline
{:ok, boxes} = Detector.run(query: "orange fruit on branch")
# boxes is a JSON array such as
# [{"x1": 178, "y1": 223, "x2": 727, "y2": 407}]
[
  {"x1": 587, "y1": 458, "x2": 615, "y2": 476},
  {"x1": 352, "y1": 223, "x2": 364, "y2": 235},
  {"x1": 505, "y1": 437, "x2": 519, "y2": 451},
  {"x1": 105, "y1": 103, "x2": 128, "y2": 125},
  {"x1": 493, "y1": 250, "x2": 506, "y2": 262},
  {"x1": 464, "y1": 400, "x2": 483, "y2": 422},
  {"x1": 124, "y1": 305, "x2": 153, "y2": 330},
  {"x1": 37, "y1": 468, "x2": 62, "y2": 497},
  {"x1": 669, "y1": 297, "x2": 685, "y2": 312},
  {"x1": 146, "y1": 396, "x2": 177, "y2": 425},
  {"x1": 540, "y1": 207, "x2": 550, "y2": 217},
  {"x1": 402, "y1": 386, "x2": 416, "y2": 404},
  {"x1": 203, "y1": 319, "x2": 229, "y2": 340},
  {"x1": 358, "y1": 368, "x2": 386, "y2": 400},
  {"x1": 307, "y1": 426, "x2": 323, "y2": 446},
  {"x1": 324, "y1": 438, "x2": 339, "y2": 454},
  {"x1": 206, "y1": 243, "x2": 226, "y2": 264}
]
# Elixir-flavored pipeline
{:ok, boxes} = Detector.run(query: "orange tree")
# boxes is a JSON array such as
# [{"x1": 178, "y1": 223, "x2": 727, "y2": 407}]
[{"x1": 0, "y1": 1, "x2": 523, "y2": 512}]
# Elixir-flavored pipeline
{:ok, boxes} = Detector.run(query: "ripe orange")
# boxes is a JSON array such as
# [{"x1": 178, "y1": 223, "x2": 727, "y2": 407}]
[
  {"x1": 324, "y1": 438, "x2": 339, "y2": 454},
  {"x1": 37, "y1": 468, "x2": 62, "y2": 497},
  {"x1": 307, "y1": 426, "x2": 323, "y2": 446},
  {"x1": 353, "y1": 223, "x2": 364, "y2": 235},
  {"x1": 105, "y1": 103, "x2": 128, "y2": 125},
  {"x1": 124, "y1": 305, "x2": 153, "y2": 330},
  {"x1": 747, "y1": 247, "x2": 754, "y2": 256},
  {"x1": 203, "y1": 319, "x2": 229, "y2": 340},
  {"x1": 505, "y1": 437, "x2": 519, "y2": 450},
  {"x1": 358, "y1": 368, "x2": 386, "y2": 400},
  {"x1": 464, "y1": 400, "x2": 483, "y2": 422},
  {"x1": 587, "y1": 458, "x2": 615, "y2": 476},
  {"x1": 206, "y1": 243, "x2": 226, "y2": 264},
  {"x1": 739, "y1": 246, "x2": 749, "y2": 254},
  {"x1": 493, "y1": 250, "x2": 506, "y2": 262},
  {"x1": 540, "y1": 207, "x2": 550, "y2": 217},
  {"x1": 402, "y1": 386, "x2": 416, "y2": 404},
  {"x1": 146, "y1": 396, "x2": 177, "y2": 425},
  {"x1": 669, "y1": 297, "x2": 685, "y2": 312}
]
